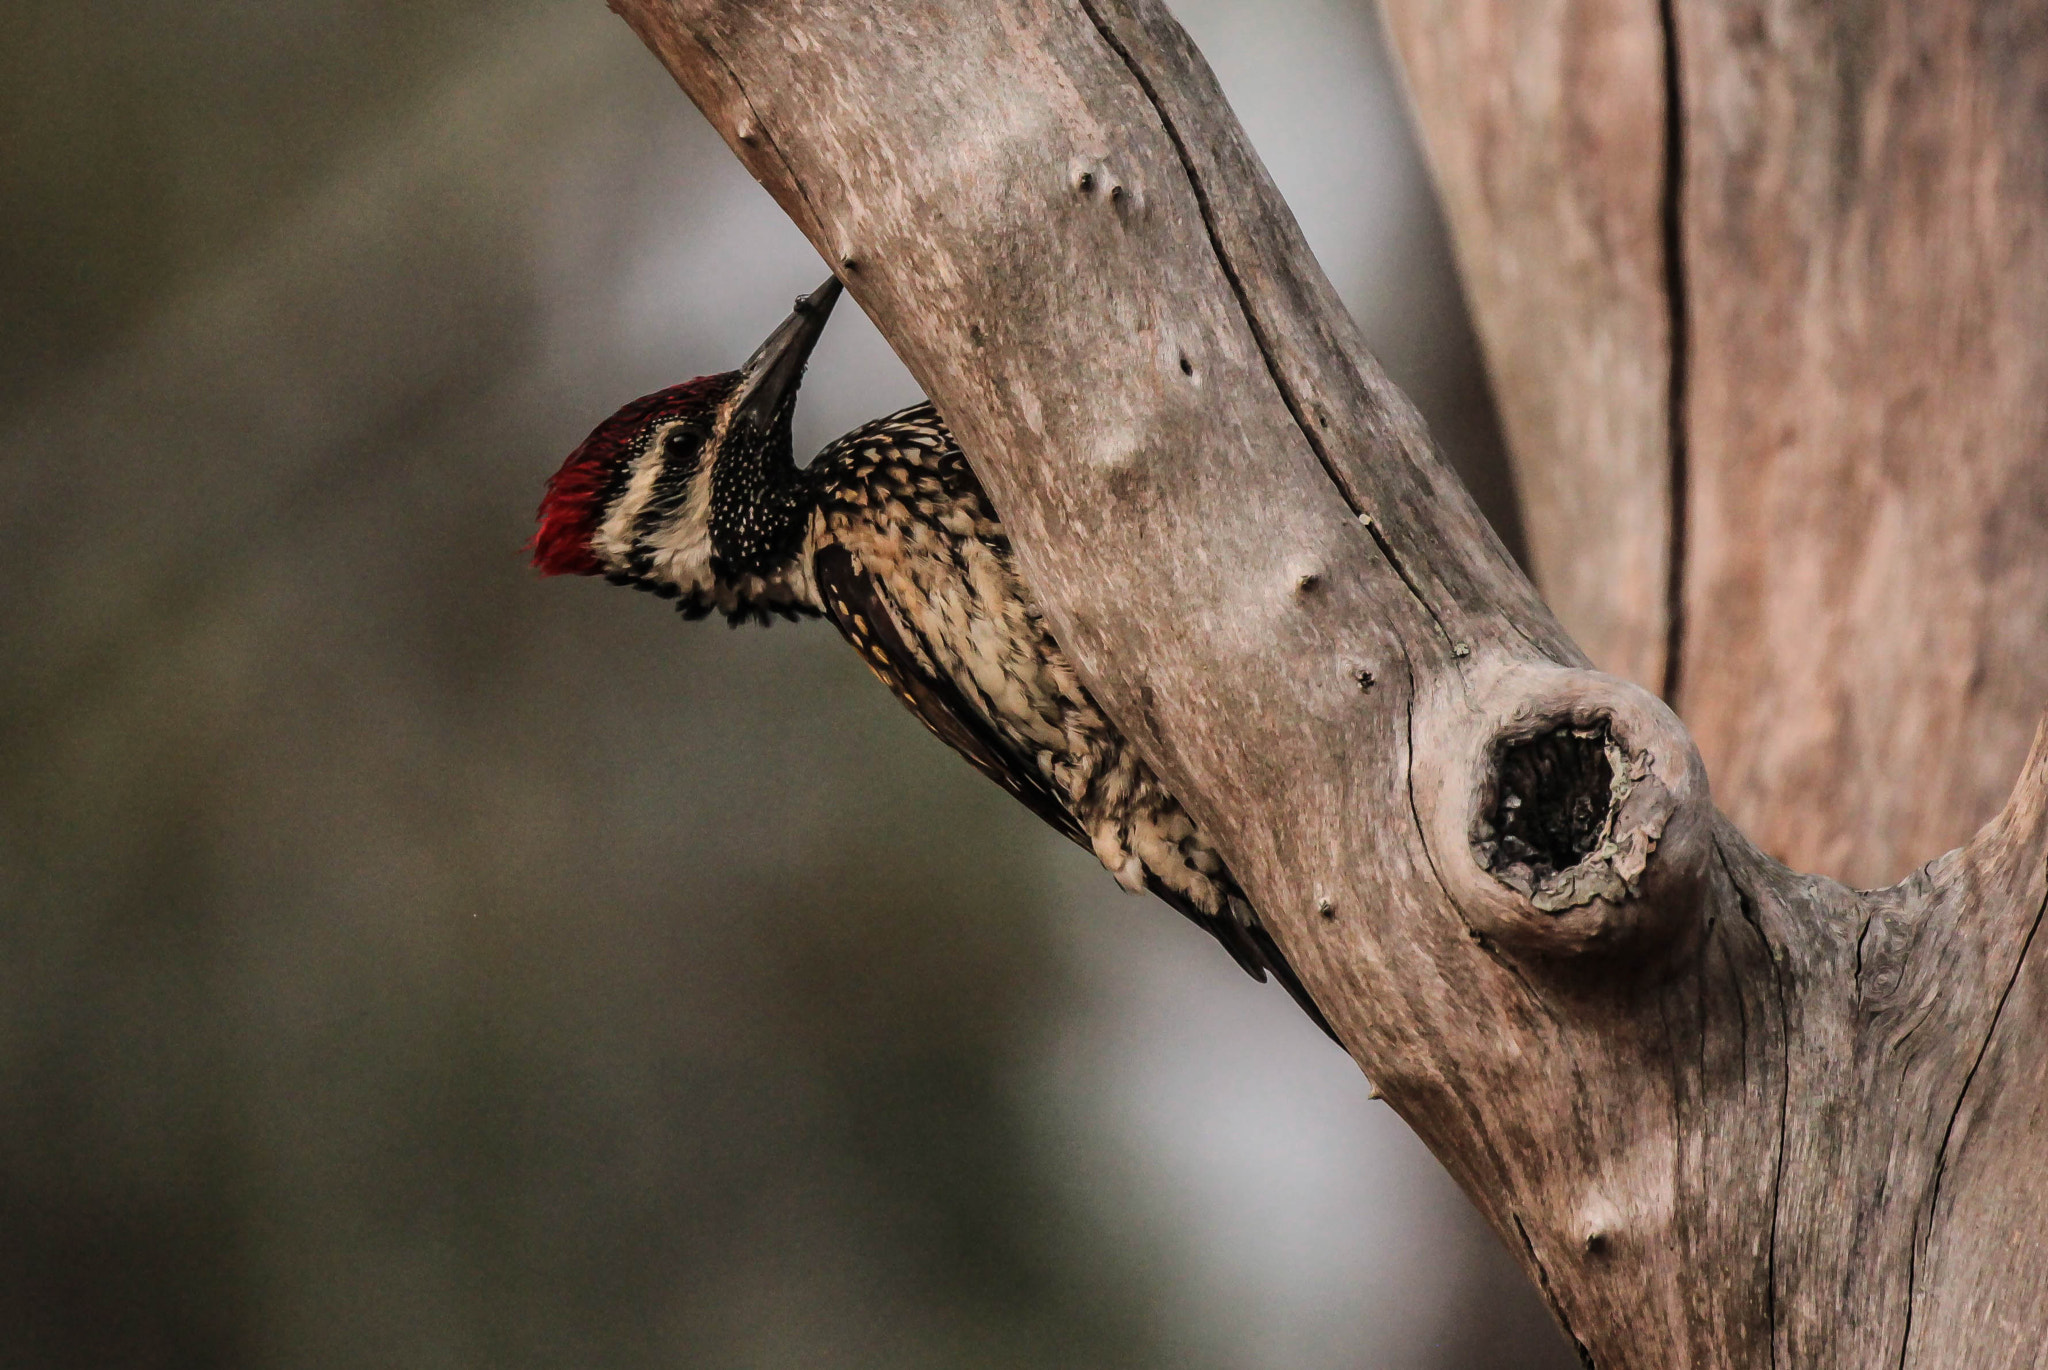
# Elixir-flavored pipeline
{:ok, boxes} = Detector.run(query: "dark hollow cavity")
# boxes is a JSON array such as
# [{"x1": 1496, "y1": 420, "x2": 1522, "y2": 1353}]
[{"x1": 1486, "y1": 725, "x2": 1616, "y2": 881}]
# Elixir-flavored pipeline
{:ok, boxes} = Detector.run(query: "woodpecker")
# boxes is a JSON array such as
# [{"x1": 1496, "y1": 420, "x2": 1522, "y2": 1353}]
[{"x1": 535, "y1": 277, "x2": 1333, "y2": 1039}]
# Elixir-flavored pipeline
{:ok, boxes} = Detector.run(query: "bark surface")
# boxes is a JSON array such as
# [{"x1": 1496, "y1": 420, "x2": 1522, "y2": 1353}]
[
  {"x1": 1383, "y1": 0, "x2": 2048, "y2": 887},
  {"x1": 606, "y1": 0, "x2": 2048, "y2": 1363}
]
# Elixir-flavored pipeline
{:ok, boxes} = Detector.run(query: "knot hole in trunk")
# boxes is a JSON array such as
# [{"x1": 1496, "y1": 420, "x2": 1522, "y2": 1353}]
[
  {"x1": 1474, "y1": 721, "x2": 1661, "y2": 917},
  {"x1": 1423, "y1": 668, "x2": 1710, "y2": 964},
  {"x1": 1489, "y1": 726, "x2": 1618, "y2": 883}
]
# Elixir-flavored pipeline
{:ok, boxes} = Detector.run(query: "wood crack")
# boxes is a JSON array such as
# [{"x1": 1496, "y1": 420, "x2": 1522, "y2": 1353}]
[
  {"x1": 691, "y1": 31, "x2": 833, "y2": 250},
  {"x1": 1725, "y1": 928, "x2": 1750, "y2": 1090},
  {"x1": 1398, "y1": 651, "x2": 1550, "y2": 1024},
  {"x1": 1898, "y1": 877, "x2": 2048, "y2": 1368},
  {"x1": 1717, "y1": 840, "x2": 1784, "y2": 1367},
  {"x1": 1402, "y1": 649, "x2": 1454, "y2": 907},
  {"x1": 1516, "y1": 1212, "x2": 1598, "y2": 1369},
  {"x1": 1362, "y1": 515, "x2": 1456, "y2": 648},
  {"x1": 1656, "y1": 0, "x2": 1690, "y2": 704},
  {"x1": 1072, "y1": 0, "x2": 1454, "y2": 649}
]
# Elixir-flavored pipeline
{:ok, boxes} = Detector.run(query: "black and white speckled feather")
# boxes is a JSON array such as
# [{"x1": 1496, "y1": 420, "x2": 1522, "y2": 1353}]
[{"x1": 537, "y1": 283, "x2": 1331, "y2": 1038}]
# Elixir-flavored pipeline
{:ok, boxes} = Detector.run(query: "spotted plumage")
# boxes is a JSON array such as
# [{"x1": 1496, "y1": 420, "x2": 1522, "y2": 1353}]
[{"x1": 536, "y1": 279, "x2": 1331, "y2": 1038}]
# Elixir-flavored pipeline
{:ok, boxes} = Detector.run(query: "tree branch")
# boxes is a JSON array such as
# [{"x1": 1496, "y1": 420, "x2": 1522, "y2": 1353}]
[{"x1": 605, "y1": 0, "x2": 2048, "y2": 1361}]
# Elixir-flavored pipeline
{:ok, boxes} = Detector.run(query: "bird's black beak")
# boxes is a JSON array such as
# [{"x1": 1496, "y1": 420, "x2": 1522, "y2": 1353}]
[{"x1": 727, "y1": 275, "x2": 844, "y2": 434}]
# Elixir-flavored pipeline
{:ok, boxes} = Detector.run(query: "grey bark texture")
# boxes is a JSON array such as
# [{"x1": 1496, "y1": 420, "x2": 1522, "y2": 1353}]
[
  {"x1": 605, "y1": 1, "x2": 2048, "y2": 1364},
  {"x1": 1382, "y1": 0, "x2": 2048, "y2": 889}
]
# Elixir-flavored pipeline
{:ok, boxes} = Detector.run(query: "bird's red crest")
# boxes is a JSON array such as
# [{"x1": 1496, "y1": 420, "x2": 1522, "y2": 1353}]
[{"x1": 531, "y1": 374, "x2": 739, "y2": 577}]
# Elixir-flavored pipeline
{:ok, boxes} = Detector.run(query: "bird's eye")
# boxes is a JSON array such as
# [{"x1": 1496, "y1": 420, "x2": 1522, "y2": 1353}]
[{"x1": 665, "y1": 424, "x2": 705, "y2": 457}]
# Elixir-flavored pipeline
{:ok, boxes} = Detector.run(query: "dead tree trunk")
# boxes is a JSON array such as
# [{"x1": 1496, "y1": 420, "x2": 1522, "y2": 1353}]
[
  {"x1": 1381, "y1": 0, "x2": 2048, "y2": 888},
  {"x1": 605, "y1": 1, "x2": 2048, "y2": 1364}
]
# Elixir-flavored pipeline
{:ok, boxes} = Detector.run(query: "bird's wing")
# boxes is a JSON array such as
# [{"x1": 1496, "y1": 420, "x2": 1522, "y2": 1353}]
[
  {"x1": 814, "y1": 543, "x2": 1088, "y2": 847},
  {"x1": 816, "y1": 542, "x2": 1339, "y2": 1045}
]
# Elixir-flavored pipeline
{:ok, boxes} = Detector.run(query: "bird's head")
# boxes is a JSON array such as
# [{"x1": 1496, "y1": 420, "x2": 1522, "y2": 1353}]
[{"x1": 533, "y1": 275, "x2": 843, "y2": 606}]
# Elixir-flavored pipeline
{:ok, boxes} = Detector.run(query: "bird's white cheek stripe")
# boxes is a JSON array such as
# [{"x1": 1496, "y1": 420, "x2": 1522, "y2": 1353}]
[
  {"x1": 642, "y1": 460, "x2": 718, "y2": 596},
  {"x1": 594, "y1": 424, "x2": 679, "y2": 570}
]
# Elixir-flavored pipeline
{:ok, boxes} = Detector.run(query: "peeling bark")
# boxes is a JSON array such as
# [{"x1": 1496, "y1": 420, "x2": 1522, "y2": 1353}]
[{"x1": 604, "y1": 0, "x2": 2048, "y2": 1362}]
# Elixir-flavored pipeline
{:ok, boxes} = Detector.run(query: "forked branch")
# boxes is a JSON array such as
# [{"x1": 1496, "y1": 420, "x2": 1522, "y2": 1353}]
[{"x1": 604, "y1": 1, "x2": 2048, "y2": 1363}]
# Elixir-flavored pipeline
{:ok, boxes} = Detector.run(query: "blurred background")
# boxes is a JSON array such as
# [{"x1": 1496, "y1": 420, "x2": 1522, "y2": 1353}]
[{"x1": 0, "y1": 1, "x2": 1574, "y2": 1365}]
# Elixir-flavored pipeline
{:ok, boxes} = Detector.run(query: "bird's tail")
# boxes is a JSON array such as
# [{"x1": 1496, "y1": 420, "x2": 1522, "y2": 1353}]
[
  {"x1": 1244, "y1": 918, "x2": 1341, "y2": 1045},
  {"x1": 1149, "y1": 876, "x2": 1342, "y2": 1046}
]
